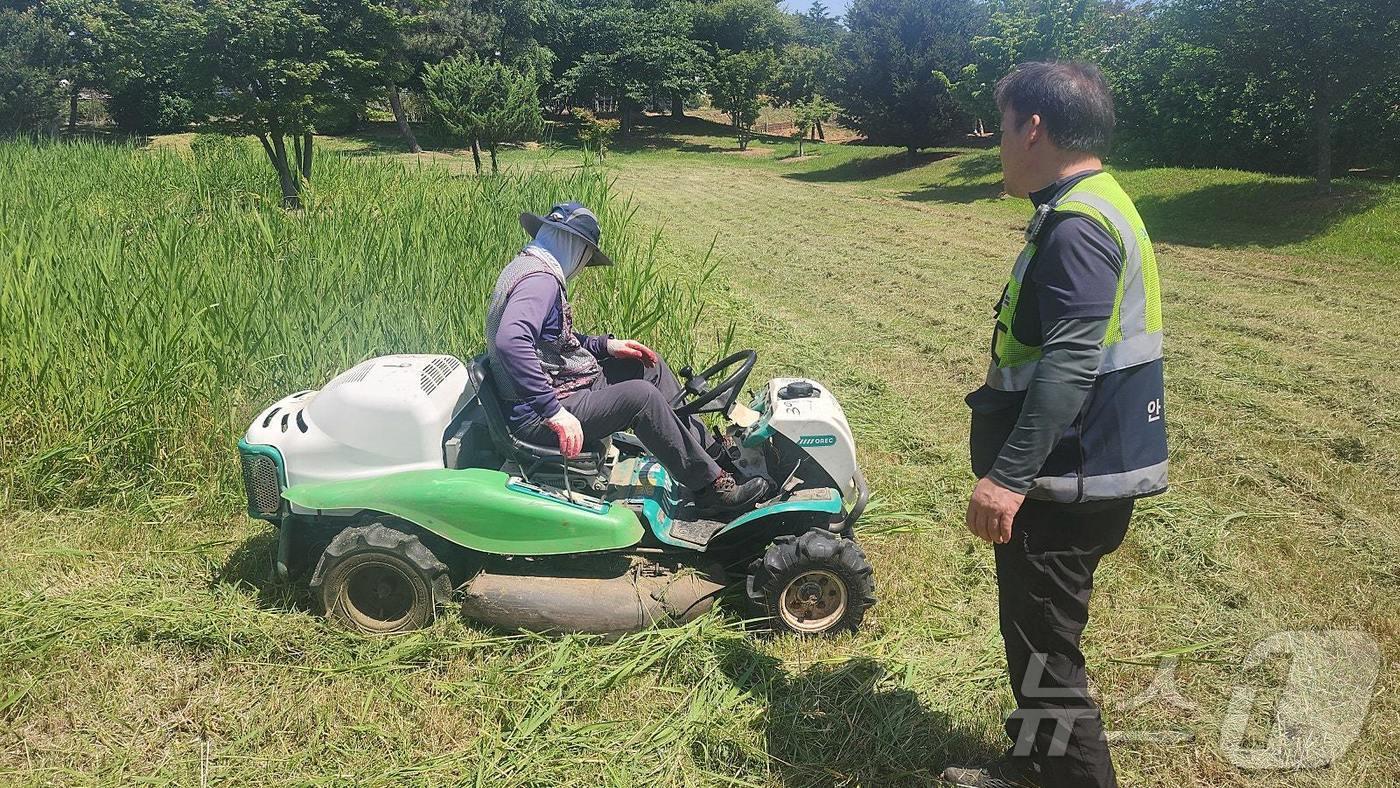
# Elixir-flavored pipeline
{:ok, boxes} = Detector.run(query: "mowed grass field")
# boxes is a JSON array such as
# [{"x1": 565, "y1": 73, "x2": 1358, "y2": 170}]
[{"x1": 3, "y1": 119, "x2": 1398, "y2": 786}]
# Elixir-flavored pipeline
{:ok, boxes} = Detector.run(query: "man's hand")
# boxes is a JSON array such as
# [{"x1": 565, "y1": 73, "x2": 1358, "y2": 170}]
[
  {"x1": 966, "y1": 477, "x2": 1026, "y2": 545},
  {"x1": 546, "y1": 408, "x2": 584, "y2": 458},
  {"x1": 607, "y1": 338, "x2": 658, "y2": 367}
]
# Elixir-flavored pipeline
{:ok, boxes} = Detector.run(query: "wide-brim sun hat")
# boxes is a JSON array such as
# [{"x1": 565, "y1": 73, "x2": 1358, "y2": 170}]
[{"x1": 519, "y1": 201, "x2": 614, "y2": 267}]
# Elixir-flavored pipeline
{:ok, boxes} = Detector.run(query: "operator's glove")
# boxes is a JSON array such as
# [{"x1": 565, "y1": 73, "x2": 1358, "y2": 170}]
[
  {"x1": 607, "y1": 338, "x2": 658, "y2": 367},
  {"x1": 545, "y1": 408, "x2": 584, "y2": 458}
]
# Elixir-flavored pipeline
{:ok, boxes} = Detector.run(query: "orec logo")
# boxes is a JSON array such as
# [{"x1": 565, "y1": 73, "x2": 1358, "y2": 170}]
[{"x1": 798, "y1": 434, "x2": 838, "y2": 448}]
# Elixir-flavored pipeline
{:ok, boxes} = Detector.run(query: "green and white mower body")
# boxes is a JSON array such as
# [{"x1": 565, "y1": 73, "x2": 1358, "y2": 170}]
[{"x1": 238, "y1": 352, "x2": 874, "y2": 637}]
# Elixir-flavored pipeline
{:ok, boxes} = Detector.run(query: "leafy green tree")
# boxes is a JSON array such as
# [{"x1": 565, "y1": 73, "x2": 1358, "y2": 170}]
[
  {"x1": 946, "y1": 0, "x2": 1124, "y2": 134},
  {"x1": 21, "y1": 0, "x2": 130, "y2": 130},
  {"x1": 835, "y1": 0, "x2": 983, "y2": 158},
  {"x1": 423, "y1": 53, "x2": 543, "y2": 173},
  {"x1": 770, "y1": 2, "x2": 843, "y2": 139},
  {"x1": 790, "y1": 92, "x2": 836, "y2": 155},
  {"x1": 773, "y1": 44, "x2": 838, "y2": 135},
  {"x1": 710, "y1": 49, "x2": 772, "y2": 150},
  {"x1": 373, "y1": 0, "x2": 553, "y2": 153},
  {"x1": 191, "y1": 0, "x2": 391, "y2": 207},
  {"x1": 105, "y1": 0, "x2": 205, "y2": 134},
  {"x1": 369, "y1": 1, "x2": 430, "y2": 153},
  {"x1": 0, "y1": 7, "x2": 67, "y2": 133},
  {"x1": 794, "y1": 0, "x2": 842, "y2": 48},
  {"x1": 692, "y1": 0, "x2": 792, "y2": 54},
  {"x1": 551, "y1": 0, "x2": 707, "y2": 132},
  {"x1": 1169, "y1": 0, "x2": 1399, "y2": 191}
]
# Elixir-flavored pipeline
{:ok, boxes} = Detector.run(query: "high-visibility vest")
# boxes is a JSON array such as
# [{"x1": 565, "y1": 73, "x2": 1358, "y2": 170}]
[{"x1": 986, "y1": 171, "x2": 1168, "y2": 502}]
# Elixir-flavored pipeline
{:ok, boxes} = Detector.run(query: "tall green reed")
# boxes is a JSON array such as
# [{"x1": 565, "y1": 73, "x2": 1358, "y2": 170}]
[{"x1": 0, "y1": 138, "x2": 724, "y2": 508}]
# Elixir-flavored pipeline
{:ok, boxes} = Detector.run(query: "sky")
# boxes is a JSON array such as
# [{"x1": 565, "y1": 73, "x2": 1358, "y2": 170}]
[{"x1": 779, "y1": 0, "x2": 852, "y2": 19}]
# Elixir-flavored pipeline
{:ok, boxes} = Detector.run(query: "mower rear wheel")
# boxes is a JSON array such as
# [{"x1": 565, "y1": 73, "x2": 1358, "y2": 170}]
[
  {"x1": 748, "y1": 529, "x2": 875, "y2": 637},
  {"x1": 311, "y1": 523, "x2": 453, "y2": 635}
]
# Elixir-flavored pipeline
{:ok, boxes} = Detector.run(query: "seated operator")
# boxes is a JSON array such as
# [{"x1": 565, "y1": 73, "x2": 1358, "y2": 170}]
[{"x1": 484, "y1": 201, "x2": 767, "y2": 516}]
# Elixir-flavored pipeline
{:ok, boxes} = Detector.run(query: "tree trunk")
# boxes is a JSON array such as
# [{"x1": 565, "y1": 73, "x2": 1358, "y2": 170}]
[
  {"x1": 470, "y1": 139, "x2": 483, "y2": 175},
  {"x1": 488, "y1": 143, "x2": 499, "y2": 174},
  {"x1": 262, "y1": 131, "x2": 301, "y2": 208},
  {"x1": 1313, "y1": 80, "x2": 1333, "y2": 194},
  {"x1": 906, "y1": 146, "x2": 917, "y2": 164},
  {"x1": 670, "y1": 90, "x2": 684, "y2": 119},
  {"x1": 68, "y1": 85, "x2": 79, "y2": 130},
  {"x1": 621, "y1": 103, "x2": 633, "y2": 136},
  {"x1": 300, "y1": 133, "x2": 314, "y2": 182},
  {"x1": 797, "y1": 136, "x2": 804, "y2": 157},
  {"x1": 387, "y1": 83, "x2": 422, "y2": 153},
  {"x1": 815, "y1": 118, "x2": 825, "y2": 141}
]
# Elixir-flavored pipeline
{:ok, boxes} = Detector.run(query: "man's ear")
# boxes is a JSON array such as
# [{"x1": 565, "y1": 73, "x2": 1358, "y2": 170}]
[{"x1": 1024, "y1": 114, "x2": 1044, "y2": 148}]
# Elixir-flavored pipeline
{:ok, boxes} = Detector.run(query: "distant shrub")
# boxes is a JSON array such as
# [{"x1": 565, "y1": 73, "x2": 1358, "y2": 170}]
[
  {"x1": 190, "y1": 133, "x2": 249, "y2": 163},
  {"x1": 108, "y1": 82, "x2": 196, "y2": 134},
  {"x1": 570, "y1": 107, "x2": 620, "y2": 162}
]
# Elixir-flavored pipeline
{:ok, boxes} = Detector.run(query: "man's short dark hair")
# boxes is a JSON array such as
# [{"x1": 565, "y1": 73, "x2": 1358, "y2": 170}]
[{"x1": 994, "y1": 62, "x2": 1115, "y2": 155}]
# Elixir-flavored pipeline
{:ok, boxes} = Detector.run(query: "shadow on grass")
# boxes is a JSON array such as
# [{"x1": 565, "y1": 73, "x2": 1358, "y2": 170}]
[
  {"x1": 338, "y1": 114, "x2": 747, "y2": 158},
  {"x1": 898, "y1": 156, "x2": 1392, "y2": 248},
  {"x1": 897, "y1": 151, "x2": 1007, "y2": 204},
  {"x1": 49, "y1": 125, "x2": 154, "y2": 147},
  {"x1": 1132, "y1": 179, "x2": 1390, "y2": 249},
  {"x1": 786, "y1": 149, "x2": 960, "y2": 184},
  {"x1": 337, "y1": 120, "x2": 464, "y2": 156},
  {"x1": 216, "y1": 529, "x2": 315, "y2": 612},
  {"x1": 714, "y1": 638, "x2": 996, "y2": 786}
]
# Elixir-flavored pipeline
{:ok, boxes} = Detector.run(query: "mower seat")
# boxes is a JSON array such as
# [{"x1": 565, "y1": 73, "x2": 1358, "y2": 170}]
[{"x1": 467, "y1": 355, "x2": 605, "y2": 474}]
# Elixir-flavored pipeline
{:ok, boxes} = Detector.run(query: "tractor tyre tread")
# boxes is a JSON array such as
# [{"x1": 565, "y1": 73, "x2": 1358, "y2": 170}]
[
  {"x1": 747, "y1": 528, "x2": 876, "y2": 637},
  {"x1": 310, "y1": 522, "x2": 452, "y2": 634}
]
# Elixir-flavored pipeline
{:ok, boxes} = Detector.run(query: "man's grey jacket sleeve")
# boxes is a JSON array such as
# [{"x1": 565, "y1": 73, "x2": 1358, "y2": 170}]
[{"x1": 987, "y1": 316, "x2": 1109, "y2": 493}]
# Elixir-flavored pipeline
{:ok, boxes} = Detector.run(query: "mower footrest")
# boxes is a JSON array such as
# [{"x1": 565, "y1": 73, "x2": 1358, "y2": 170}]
[{"x1": 667, "y1": 517, "x2": 727, "y2": 548}]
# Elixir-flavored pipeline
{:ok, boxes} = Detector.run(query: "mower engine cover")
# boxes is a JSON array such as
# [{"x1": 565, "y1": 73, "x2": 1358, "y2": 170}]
[
  {"x1": 242, "y1": 355, "x2": 472, "y2": 503},
  {"x1": 746, "y1": 377, "x2": 861, "y2": 503}
]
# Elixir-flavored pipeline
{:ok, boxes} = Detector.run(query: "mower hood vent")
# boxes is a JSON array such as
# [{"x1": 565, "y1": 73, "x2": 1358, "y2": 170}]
[
  {"x1": 325, "y1": 360, "x2": 375, "y2": 391},
  {"x1": 420, "y1": 356, "x2": 462, "y2": 395}
]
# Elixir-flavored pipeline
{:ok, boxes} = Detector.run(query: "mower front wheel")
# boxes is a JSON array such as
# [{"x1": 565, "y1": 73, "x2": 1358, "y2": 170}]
[
  {"x1": 748, "y1": 529, "x2": 875, "y2": 637},
  {"x1": 311, "y1": 523, "x2": 453, "y2": 635}
]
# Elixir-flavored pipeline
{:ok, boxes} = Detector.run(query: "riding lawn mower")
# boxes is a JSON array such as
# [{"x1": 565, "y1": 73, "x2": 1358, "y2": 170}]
[{"x1": 237, "y1": 349, "x2": 875, "y2": 637}]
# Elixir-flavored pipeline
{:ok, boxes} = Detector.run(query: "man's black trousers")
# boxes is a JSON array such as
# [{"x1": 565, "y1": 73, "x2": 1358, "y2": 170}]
[{"x1": 993, "y1": 497, "x2": 1133, "y2": 788}]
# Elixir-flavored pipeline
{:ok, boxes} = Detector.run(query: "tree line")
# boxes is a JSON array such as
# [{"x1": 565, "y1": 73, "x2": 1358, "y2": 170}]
[{"x1": 3, "y1": 0, "x2": 1395, "y2": 203}]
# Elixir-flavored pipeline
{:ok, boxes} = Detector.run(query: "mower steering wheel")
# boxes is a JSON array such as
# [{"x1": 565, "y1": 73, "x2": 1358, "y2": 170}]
[{"x1": 672, "y1": 350, "x2": 758, "y2": 418}]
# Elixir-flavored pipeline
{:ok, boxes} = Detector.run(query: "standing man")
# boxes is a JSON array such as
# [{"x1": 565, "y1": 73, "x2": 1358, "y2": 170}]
[{"x1": 941, "y1": 62, "x2": 1168, "y2": 788}]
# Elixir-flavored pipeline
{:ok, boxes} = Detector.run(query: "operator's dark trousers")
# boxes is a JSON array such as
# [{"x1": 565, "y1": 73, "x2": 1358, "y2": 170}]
[
  {"x1": 520, "y1": 356, "x2": 722, "y2": 491},
  {"x1": 994, "y1": 497, "x2": 1133, "y2": 788}
]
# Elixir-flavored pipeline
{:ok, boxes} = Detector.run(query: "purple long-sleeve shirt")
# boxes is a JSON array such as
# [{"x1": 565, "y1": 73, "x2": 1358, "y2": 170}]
[{"x1": 491, "y1": 272, "x2": 610, "y2": 429}]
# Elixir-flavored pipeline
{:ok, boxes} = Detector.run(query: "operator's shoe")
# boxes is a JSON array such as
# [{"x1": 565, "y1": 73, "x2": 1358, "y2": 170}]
[
  {"x1": 694, "y1": 471, "x2": 768, "y2": 516},
  {"x1": 940, "y1": 753, "x2": 1041, "y2": 788}
]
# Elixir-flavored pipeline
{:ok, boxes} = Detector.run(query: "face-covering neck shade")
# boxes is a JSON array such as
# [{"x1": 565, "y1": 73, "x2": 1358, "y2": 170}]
[{"x1": 526, "y1": 225, "x2": 592, "y2": 282}]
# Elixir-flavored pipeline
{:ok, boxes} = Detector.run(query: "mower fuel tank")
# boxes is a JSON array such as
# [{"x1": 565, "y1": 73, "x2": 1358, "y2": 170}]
[
  {"x1": 242, "y1": 354, "x2": 473, "y2": 491},
  {"x1": 748, "y1": 378, "x2": 861, "y2": 503}
]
